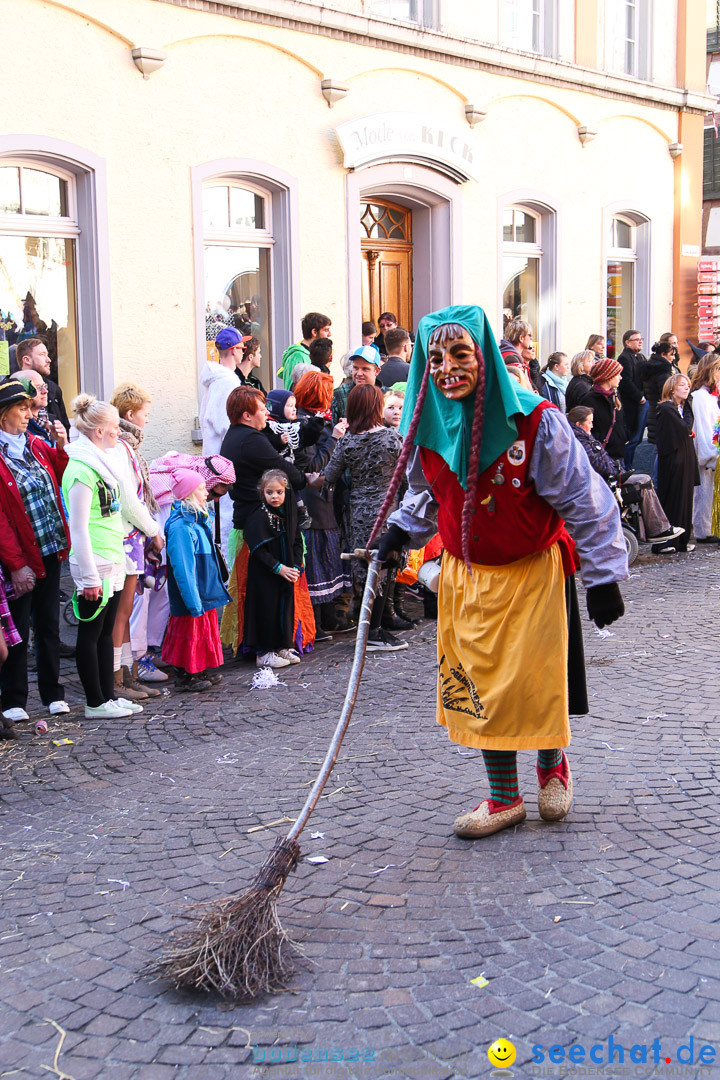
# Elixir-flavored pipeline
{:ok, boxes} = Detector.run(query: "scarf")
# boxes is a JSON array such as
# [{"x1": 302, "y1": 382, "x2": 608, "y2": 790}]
[
  {"x1": 400, "y1": 304, "x2": 539, "y2": 485},
  {"x1": 65, "y1": 432, "x2": 124, "y2": 488},
  {"x1": 119, "y1": 418, "x2": 159, "y2": 516},
  {"x1": 0, "y1": 430, "x2": 29, "y2": 461},
  {"x1": 543, "y1": 369, "x2": 568, "y2": 393}
]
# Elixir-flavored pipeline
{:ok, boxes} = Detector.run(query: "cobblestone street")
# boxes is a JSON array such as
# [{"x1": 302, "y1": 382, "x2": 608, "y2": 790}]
[{"x1": 2, "y1": 549, "x2": 720, "y2": 1080}]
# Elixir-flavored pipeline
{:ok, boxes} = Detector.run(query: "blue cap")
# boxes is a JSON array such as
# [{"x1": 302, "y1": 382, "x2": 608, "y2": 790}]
[
  {"x1": 215, "y1": 326, "x2": 244, "y2": 351},
  {"x1": 350, "y1": 344, "x2": 381, "y2": 367}
]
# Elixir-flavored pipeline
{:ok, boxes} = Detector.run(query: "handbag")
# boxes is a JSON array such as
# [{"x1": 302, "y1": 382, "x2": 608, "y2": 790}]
[{"x1": 213, "y1": 498, "x2": 229, "y2": 583}]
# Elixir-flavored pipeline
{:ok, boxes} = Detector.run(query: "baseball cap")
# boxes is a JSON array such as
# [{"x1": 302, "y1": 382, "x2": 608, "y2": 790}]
[
  {"x1": 215, "y1": 326, "x2": 244, "y2": 351},
  {"x1": 350, "y1": 345, "x2": 381, "y2": 368}
]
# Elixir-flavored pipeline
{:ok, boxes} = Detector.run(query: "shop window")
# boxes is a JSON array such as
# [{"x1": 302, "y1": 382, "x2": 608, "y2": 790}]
[
  {"x1": 202, "y1": 180, "x2": 273, "y2": 387},
  {"x1": 605, "y1": 0, "x2": 651, "y2": 80},
  {"x1": 0, "y1": 162, "x2": 79, "y2": 401},
  {"x1": 605, "y1": 212, "x2": 650, "y2": 358},
  {"x1": 500, "y1": 0, "x2": 557, "y2": 57},
  {"x1": 370, "y1": 0, "x2": 440, "y2": 29}
]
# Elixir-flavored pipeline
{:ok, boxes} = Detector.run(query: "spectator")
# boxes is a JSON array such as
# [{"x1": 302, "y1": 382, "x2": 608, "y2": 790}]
[
  {"x1": 162, "y1": 470, "x2": 230, "y2": 691},
  {"x1": 290, "y1": 362, "x2": 312, "y2": 391},
  {"x1": 377, "y1": 328, "x2": 412, "y2": 388},
  {"x1": 584, "y1": 358, "x2": 627, "y2": 462},
  {"x1": 0, "y1": 379, "x2": 70, "y2": 732},
  {"x1": 690, "y1": 353, "x2": 720, "y2": 541},
  {"x1": 308, "y1": 337, "x2": 333, "y2": 374},
  {"x1": 331, "y1": 346, "x2": 381, "y2": 422},
  {"x1": 362, "y1": 321, "x2": 376, "y2": 346},
  {"x1": 331, "y1": 352, "x2": 354, "y2": 426},
  {"x1": 540, "y1": 352, "x2": 569, "y2": 412},
  {"x1": 374, "y1": 312, "x2": 398, "y2": 357},
  {"x1": 15, "y1": 370, "x2": 65, "y2": 446},
  {"x1": 657, "y1": 374, "x2": 698, "y2": 553},
  {"x1": 616, "y1": 329, "x2": 648, "y2": 468},
  {"x1": 200, "y1": 326, "x2": 245, "y2": 556},
  {"x1": 501, "y1": 319, "x2": 542, "y2": 393},
  {"x1": 585, "y1": 334, "x2": 606, "y2": 359},
  {"x1": 383, "y1": 389, "x2": 404, "y2": 428},
  {"x1": 643, "y1": 340, "x2": 675, "y2": 455},
  {"x1": 235, "y1": 336, "x2": 266, "y2": 395},
  {"x1": 16, "y1": 337, "x2": 69, "y2": 431},
  {"x1": 657, "y1": 331, "x2": 681, "y2": 374},
  {"x1": 323, "y1": 384, "x2": 406, "y2": 652},
  {"x1": 565, "y1": 351, "x2": 595, "y2": 412},
  {"x1": 279, "y1": 312, "x2": 332, "y2": 390},
  {"x1": 567, "y1": 405, "x2": 619, "y2": 482},
  {"x1": 62, "y1": 395, "x2": 138, "y2": 720},
  {"x1": 243, "y1": 470, "x2": 304, "y2": 669}
]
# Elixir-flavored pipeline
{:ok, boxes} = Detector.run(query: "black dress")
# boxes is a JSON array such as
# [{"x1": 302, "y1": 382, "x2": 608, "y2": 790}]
[
  {"x1": 242, "y1": 499, "x2": 303, "y2": 654},
  {"x1": 655, "y1": 400, "x2": 700, "y2": 552}
]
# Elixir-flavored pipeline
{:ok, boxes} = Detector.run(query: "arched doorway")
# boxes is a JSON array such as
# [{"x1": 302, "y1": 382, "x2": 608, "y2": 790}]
[{"x1": 360, "y1": 200, "x2": 412, "y2": 331}]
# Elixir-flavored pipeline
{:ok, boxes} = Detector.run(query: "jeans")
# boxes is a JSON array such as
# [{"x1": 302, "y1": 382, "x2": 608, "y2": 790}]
[
  {"x1": 1, "y1": 553, "x2": 64, "y2": 710},
  {"x1": 623, "y1": 399, "x2": 649, "y2": 469}
]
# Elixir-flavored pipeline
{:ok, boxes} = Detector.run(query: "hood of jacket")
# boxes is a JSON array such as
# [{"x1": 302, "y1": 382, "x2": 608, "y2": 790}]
[
  {"x1": 200, "y1": 361, "x2": 238, "y2": 390},
  {"x1": 644, "y1": 353, "x2": 673, "y2": 378}
]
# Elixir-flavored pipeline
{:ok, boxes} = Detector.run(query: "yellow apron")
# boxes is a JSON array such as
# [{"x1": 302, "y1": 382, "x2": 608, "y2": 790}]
[{"x1": 437, "y1": 545, "x2": 570, "y2": 751}]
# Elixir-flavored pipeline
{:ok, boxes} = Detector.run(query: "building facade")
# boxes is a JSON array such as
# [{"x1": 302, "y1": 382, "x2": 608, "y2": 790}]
[{"x1": 0, "y1": 0, "x2": 711, "y2": 454}]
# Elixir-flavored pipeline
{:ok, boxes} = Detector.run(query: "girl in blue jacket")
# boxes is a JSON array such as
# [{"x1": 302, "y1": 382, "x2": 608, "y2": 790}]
[{"x1": 161, "y1": 469, "x2": 231, "y2": 692}]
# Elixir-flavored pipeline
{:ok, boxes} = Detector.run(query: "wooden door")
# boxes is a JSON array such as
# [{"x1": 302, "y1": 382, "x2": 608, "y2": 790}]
[{"x1": 361, "y1": 201, "x2": 413, "y2": 331}]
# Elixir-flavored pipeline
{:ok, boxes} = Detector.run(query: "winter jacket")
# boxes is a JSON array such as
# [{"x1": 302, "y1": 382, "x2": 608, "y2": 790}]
[
  {"x1": 690, "y1": 386, "x2": 720, "y2": 469},
  {"x1": 641, "y1": 352, "x2": 674, "y2": 444},
  {"x1": 295, "y1": 408, "x2": 341, "y2": 530},
  {"x1": 570, "y1": 423, "x2": 620, "y2": 482},
  {"x1": 220, "y1": 423, "x2": 306, "y2": 530},
  {"x1": 616, "y1": 347, "x2": 647, "y2": 429},
  {"x1": 279, "y1": 342, "x2": 309, "y2": 390},
  {"x1": 164, "y1": 502, "x2": 231, "y2": 617},
  {"x1": 377, "y1": 357, "x2": 411, "y2": 388},
  {"x1": 540, "y1": 375, "x2": 566, "y2": 411},
  {"x1": 565, "y1": 374, "x2": 593, "y2": 412},
  {"x1": 45, "y1": 378, "x2": 69, "y2": 432},
  {"x1": 199, "y1": 362, "x2": 240, "y2": 456},
  {"x1": 0, "y1": 434, "x2": 69, "y2": 577},
  {"x1": 585, "y1": 387, "x2": 627, "y2": 462}
]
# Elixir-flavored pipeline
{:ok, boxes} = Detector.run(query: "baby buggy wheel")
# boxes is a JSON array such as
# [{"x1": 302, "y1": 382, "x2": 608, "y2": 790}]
[
  {"x1": 622, "y1": 525, "x2": 639, "y2": 566},
  {"x1": 62, "y1": 597, "x2": 79, "y2": 627}
]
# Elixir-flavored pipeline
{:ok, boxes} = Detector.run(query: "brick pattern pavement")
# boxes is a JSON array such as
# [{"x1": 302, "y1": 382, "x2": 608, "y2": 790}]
[{"x1": 1, "y1": 551, "x2": 720, "y2": 1079}]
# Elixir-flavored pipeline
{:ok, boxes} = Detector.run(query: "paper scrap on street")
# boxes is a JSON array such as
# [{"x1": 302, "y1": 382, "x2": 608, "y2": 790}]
[
  {"x1": 306, "y1": 855, "x2": 329, "y2": 864},
  {"x1": 470, "y1": 974, "x2": 489, "y2": 988}
]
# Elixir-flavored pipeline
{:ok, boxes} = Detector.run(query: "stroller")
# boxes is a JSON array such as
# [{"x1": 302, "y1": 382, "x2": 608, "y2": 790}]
[{"x1": 609, "y1": 474, "x2": 682, "y2": 566}]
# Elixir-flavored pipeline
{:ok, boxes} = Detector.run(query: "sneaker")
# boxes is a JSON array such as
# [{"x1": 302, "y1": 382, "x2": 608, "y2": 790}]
[
  {"x1": 685, "y1": 544, "x2": 696, "y2": 552},
  {"x1": 2, "y1": 707, "x2": 29, "y2": 723},
  {"x1": 278, "y1": 649, "x2": 301, "y2": 665},
  {"x1": 366, "y1": 628, "x2": 409, "y2": 652},
  {"x1": 647, "y1": 525, "x2": 685, "y2": 542},
  {"x1": 174, "y1": 674, "x2": 213, "y2": 692},
  {"x1": 85, "y1": 700, "x2": 134, "y2": 719},
  {"x1": 256, "y1": 652, "x2": 291, "y2": 669},
  {"x1": 113, "y1": 697, "x2": 144, "y2": 714},
  {"x1": 136, "y1": 655, "x2": 169, "y2": 683},
  {"x1": 651, "y1": 545, "x2": 676, "y2": 555},
  {"x1": 48, "y1": 701, "x2": 70, "y2": 716},
  {"x1": 314, "y1": 629, "x2": 333, "y2": 642}
]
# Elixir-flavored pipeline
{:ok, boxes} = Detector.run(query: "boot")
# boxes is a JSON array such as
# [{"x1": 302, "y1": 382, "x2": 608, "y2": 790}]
[
  {"x1": 128, "y1": 660, "x2": 160, "y2": 697},
  {"x1": 381, "y1": 579, "x2": 413, "y2": 631},
  {"x1": 115, "y1": 666, "x2": 148, "y2": 701},
  {"x1": 394, "y1": 583, "x2": 420, "y2": 626}
]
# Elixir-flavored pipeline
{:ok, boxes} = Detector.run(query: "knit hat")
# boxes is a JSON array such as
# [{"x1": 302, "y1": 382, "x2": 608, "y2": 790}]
[
  {"x1": 0, "y1": 377, "x2": 34, "y2": 408},
  {"x1": 590, "y1": 358, "x2": 622, "y2": 383},
  {"x1": 171, "y1": 468, "x2": 205, "y2": 500},
  {"x1": 266, "y1": 388, "x2": 294, "y2": 421}
]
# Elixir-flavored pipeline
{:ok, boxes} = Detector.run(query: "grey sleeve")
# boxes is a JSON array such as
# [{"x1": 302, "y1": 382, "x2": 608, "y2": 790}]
[
  {"x1": 528, "y1": 409, "x2": 628, "y2": 588},
  {"x1": 386, "y1": 447, "x2": 440, "y2": 547}
]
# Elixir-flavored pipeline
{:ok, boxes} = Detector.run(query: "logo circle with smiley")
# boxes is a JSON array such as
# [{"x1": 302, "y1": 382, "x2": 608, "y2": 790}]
[{"x1": 487, "y1": 1038, "x2": 516, "y2": 1068}]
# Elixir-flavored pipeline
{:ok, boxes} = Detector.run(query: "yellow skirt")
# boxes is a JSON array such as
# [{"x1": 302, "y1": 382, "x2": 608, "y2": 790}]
[{"x1": 437, "y1": 546, "x2": 570, "y2": 751}]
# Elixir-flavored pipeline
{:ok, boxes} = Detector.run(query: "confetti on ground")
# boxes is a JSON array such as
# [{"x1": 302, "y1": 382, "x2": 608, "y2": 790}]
[
  {"x1": 470, "y1": 974, "x2": 489, "y2": 988},
  {"x1": 310, "y1": 831, "x2": 325, "y2": 839},
  {"x1": 251, "y1": 668, "x2": 281, "y2": 689},
  {"x1": 306, "y1": 855, "x2": 329, "y2": 864}
]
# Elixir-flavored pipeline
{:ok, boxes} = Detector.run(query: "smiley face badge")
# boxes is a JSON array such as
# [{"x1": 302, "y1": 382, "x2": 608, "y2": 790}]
[{"x1": 487, "y1": 1039, "x2": 516, "y2": 1068}]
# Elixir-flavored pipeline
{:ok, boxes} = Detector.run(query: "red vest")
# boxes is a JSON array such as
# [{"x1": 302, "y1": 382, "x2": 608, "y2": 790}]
[{"x1": 419, "y1": 401, "x2": 578, "y2": 573}]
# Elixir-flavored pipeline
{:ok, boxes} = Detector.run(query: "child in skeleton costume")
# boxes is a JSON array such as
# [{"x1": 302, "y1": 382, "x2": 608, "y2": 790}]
[
  {"x1": 373, "y1": 305, "x2": 628, "y2": 838},
  {"x1": 265, "y1": 389, "x2": 323, "y2": 530}
]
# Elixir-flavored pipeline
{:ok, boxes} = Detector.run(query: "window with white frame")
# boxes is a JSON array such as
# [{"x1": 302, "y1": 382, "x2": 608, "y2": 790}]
[
  {"x1": 500, "y1": 0, "x2": 556, "y2": 57},
  {"x1": 202, "y1": 180, "x2": 273, "y2": 387},
  {"x1": 0, "y1": 162, "x2": 80, "y2": 402},
  {"x1": 370, "y1": 0, "x2": 440, "y2": 29},
  {"x1": 605, "y1": 0, "x2": 651, "y2": 80},
  {"x1": 606, "y1": 215, "x2": 638, "y2": 358},
  {"x1": 502, "y1": 207, "x2": 542, "y2": 337}
]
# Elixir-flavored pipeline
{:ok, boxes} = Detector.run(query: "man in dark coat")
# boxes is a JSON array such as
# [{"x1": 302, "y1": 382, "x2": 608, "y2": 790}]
[
  {"x1": 377, "y1": 327, "x2": 412, "y2": 388},
  {"x1": 616, "y1": 329, "x2": 647, "y2": 468},
  {"x1": 16, "y1": 337, "x2": 69, "y2": 431}
]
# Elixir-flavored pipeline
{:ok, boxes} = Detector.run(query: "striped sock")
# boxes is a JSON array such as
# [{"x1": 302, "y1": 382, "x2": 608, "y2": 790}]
[
  {"x1": 481, "y1": 750, "x2": 520, "y2": 806},
  {"x1": 537, "y1": 748, "x2": 563, "y2": 771}
]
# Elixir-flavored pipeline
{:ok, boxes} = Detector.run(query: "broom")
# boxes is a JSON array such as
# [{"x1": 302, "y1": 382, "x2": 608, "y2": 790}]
[{"x1": 151, "y1": 551, "x2": 382, "y2": 999}]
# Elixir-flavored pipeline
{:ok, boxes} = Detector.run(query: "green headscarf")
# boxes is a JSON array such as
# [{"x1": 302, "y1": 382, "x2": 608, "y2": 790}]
[{"x1": 399, "y1": 304, "x2": 539, "y2": 487}]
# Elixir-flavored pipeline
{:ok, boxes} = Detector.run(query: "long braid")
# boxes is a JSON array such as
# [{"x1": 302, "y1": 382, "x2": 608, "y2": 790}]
[
  {"x1": 460, "y1": 344, "x2": 486, "y2": 572},
  {"x1": 366, "y1": 360, "x2": 431, "y2": 549}
]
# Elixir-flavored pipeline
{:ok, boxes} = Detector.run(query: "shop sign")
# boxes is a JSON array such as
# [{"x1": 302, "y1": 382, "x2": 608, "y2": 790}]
[{"x1": 335, "y1": 112, "x2": 479, "y2": 183}]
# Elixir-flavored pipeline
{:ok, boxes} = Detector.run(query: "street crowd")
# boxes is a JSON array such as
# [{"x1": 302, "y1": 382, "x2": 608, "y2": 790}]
[{"x1": 0, "y1": 313, "x2": 719, "y2": 740}]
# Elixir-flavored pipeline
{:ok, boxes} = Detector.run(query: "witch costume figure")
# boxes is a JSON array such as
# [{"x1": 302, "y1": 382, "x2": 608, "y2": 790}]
[{"x1": 373, "y1": 305, "x2": 628, "y2": 838}]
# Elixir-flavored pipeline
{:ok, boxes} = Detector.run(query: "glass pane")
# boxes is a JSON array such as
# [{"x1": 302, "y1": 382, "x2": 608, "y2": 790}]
[
  {"x1": 514, "y1": 211, "x2": 536, "y2": 244},
  {"x1": 204, "y1": 244, "x2": 272, "y2": 387},
  {"x1": 606, "y1": 260, "x2": 634, "y2": 360},
  {"x1": 230, "y1": 186, "x2": 264, "y2": 230},
  {"x1": 502, "y1": 209, "x2": 514, "y2": 242},
  {"x1": 0, "y1": 234, "x2": 79, "y2": 398},
  {"x1": 0, "y1": 167, "x2": 20, "y2": 213},
  {"x1": 614, "y1": 219, "x2": 633, "y2": 249},
  {"x1": 202, "y1": 186, "x2": 230, "y2": 230},
  {"x1": 22, "y1": 168, "x2": 67, "y2": 217},
  {"x1": 502, "y1": 254, "x2": 539, "y2": 333},
  {"x1": 500, "y1": 0, "x2": 539, "y2": 52},
  {"x1": 371, "y1": 0, "x2": 415, "y2": 20}
]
